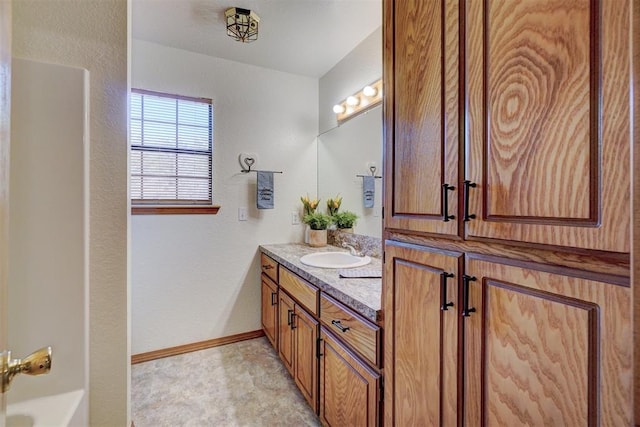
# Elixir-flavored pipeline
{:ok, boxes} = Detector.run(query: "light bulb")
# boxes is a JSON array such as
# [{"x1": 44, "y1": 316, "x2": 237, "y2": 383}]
[
  {"x1": 333, "y1": 104, "x2": 345, "y2": 114},
  {"x1": 363, "y1": 85, "x2": 377, "y2": 97},
  {"x1": 346, "y1": 96, "x2": 360, "y2": 106}
]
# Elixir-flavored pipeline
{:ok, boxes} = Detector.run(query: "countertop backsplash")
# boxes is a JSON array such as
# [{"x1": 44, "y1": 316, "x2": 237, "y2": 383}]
[{"x1": 328, "y1": 230, "x2": 382, "y2": 258}]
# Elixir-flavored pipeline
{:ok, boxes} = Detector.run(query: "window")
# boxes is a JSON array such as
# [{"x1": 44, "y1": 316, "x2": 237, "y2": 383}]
[{"x1": 131, "y1": 89, "x2": 213, "y2": 208}]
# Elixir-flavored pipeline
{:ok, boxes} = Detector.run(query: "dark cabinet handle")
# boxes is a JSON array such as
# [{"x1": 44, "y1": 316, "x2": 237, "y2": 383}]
[
  {"x1": 262, "y1": 264, "x2": 274, "y2": 270},
  {"x1": 287, "y1": 309, "x2": 293, "y2": 326},
  {"x1": 331, "y1": 320, "x2": 350, "y2": 333},
  {"x1": 271, "y1": 292, "x2": 277, "y2": 306},
  {"x1": 462, "y1": 275, "x2": 477, "y2": 317},
  {"x1": 291, "y1": 313, "x2": 297, "y2": 329},
  {"x1": 442, "y1": 184, "x2": 455, "y2": 222},
  {"x1": 463, "y1": 180, "x2": 477, "y2": 222},
  {"x1": 440, "y1": 272, "x2": 455, "y2": 311}
]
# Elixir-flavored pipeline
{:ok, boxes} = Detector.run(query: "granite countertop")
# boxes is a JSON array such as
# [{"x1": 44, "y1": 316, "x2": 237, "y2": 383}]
[{"x1": 259, "y1": 243, "x2": 382, "y2": 324}]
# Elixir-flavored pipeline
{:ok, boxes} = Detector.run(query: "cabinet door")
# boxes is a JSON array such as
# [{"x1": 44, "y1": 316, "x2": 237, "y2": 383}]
[
  {"x1": 278, "y1": 291, "x2": 295, "y2": 376},
  {"x1": 383, "y1": 0, "x2": 460, "y2": 236},
  {"x1": 463, "y1": 256, "x2": 632, "y2": 426},
  {"x1": 293, "y1": 306, "x2": 319, "y2": 413},
  {"x1": 383, "y1": 241, "x2": 462, "y2": 426},
  {"x1": 261, "y1": 274, "x2": 278, "y2": 349},
  {"x1": 465, "y1": 0, "x2": 631, "y2": 252},
  {"x1": 319, "y1": 328, "x2": 380, "y2": 427}
]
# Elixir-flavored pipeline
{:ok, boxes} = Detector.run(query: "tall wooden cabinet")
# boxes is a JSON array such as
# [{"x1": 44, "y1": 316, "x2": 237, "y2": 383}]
[{"x1": 383, "y1": 0, "x2": 634, "y2": 425}]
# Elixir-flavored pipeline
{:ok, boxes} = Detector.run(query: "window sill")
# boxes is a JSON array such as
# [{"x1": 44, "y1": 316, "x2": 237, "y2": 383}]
[{"x1": 131, "y1": 206, "x2": 221, "y2": 215}]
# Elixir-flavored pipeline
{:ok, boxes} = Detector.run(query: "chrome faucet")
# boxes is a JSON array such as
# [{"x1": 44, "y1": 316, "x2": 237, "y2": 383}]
[{"x1": 342, "y1": 242, "x2": 364, "y2": 257}]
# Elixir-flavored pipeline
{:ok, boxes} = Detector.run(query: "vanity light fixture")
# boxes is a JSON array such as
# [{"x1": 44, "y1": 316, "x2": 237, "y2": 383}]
[
  {"x1": 333, "y1": 78, "x2": 383, "y2": 124},
  {"x1": 346, "y1": 95, "x2": 360, "y2": 106},
  {"x1": 225, "y1": 7, "x2": 260, "y2": 43}
]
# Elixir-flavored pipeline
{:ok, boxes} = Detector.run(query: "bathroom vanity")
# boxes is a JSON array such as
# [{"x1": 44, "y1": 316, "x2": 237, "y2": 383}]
[{"x1": 259, "y1": 244, "x2": 382, "y2": 426}]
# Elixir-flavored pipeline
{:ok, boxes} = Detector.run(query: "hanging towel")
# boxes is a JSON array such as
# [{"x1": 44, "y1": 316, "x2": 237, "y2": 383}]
[
  {"x1": 363, "y1": 175, "x2": 375, "y2": 208},
  {"x1": 257, "y1": 171, "x2": 274, "y2": 209}
]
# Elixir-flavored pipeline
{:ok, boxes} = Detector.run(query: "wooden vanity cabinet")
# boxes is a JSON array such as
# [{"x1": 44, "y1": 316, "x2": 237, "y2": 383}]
[
  {"x1": 277, "y1": 267, "x2": 320, "y2": 413},
  {"x1": 319, "y1": 328, "x2": 380, "y2": 427}
]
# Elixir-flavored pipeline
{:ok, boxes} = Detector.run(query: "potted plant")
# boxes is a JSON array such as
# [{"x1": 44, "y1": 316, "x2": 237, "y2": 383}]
[
  {"x1": 332, "y1": 211, "x2": 358, "y2": 232},
  {"x1": 303, "y1": 212, "x2": 332, "y2": 247}
]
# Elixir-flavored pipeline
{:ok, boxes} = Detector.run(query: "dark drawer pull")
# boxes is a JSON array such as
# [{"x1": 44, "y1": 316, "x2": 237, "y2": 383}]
[
  {"x1": 463, "y1": 180, "x2": 477, "y2": 222},
  {"x1": 442, "y1": 183, "x2": 455, "y2": 222},
  {"x1": 262, "y1": 264, "x2": 274, "y2": 270},
  {"x1": 287, "y1": 309, "x2": 293, "y2": 326},
  {"x1": 331, "y1": 320, "x2": 350, "y2": 333},
  {"x1": 462, "y1": 275, "x2": 477, "y2": 317},
  {"x1": 270, "y1": 292, "x2": 277, "y2": 306},
  {"x1": 440, "y1": 272, "x2": 454, "y2": 311}
]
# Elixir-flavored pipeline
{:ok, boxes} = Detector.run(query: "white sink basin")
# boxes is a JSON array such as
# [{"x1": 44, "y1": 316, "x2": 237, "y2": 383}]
[{"x1": 299, "y1": 252, "x2": 371, "y2": 269}]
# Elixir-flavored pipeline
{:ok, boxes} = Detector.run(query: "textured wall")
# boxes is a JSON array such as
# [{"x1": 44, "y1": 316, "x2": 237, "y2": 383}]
[
  {"x1": 131, "y1": 40, "x2": 318, "y2": 354},
  {"x1": 12, "y1": 1, "x2": 129, "y2": 425}
]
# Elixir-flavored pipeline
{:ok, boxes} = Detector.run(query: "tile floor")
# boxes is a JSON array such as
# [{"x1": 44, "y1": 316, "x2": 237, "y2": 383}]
[{"x1": 131, "y1": 337, "x2": 321, "y2": 427}]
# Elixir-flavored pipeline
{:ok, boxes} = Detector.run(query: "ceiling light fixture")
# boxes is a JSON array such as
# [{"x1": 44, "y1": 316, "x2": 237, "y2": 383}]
[
  {"x1": 333, "y1": 79, "x2": 383, "y2": 123},
  {"x1": 225, "y1": 7, "x2": 260, "y2": 43}
]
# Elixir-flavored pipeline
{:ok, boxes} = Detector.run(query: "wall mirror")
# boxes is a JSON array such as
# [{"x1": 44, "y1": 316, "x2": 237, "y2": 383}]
[{"x1": 317, "y1": 105, "x2": 382, "y2": 239}]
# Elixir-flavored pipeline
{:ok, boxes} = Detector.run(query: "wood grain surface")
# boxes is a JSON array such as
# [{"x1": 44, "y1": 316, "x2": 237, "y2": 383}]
[
  {"x1": 293, "y1": 306, "x2": 318, "y2": 413},
  {"x1": 319, "y1": 328, "x2": 380, "y2": 426},
  {"x1": 260, "y1": 274, "x2": 278, "y2": 349},
  {"x1": 386, "y1": 230, "x2": 630, "y2": 282},
  {"x1": 466, "y1": 0, "x2": 631, "y2": 252},
  {"x1": 384, "y1": 0, "x2": 460, "y2": 237},
  {"x1": 279, "y1": 268, "x2": 319, "y2": 316},
  {"x1": 383, "y1": 241, "x2": 462, "y2": 426},
  {"x1": 464, "y1": 258, "x2": 632, "y2": 426},
  {"x1": 278, "y1": 291, "x2": 295, "y2": 376},
  {"x1": 320, "y1": 293, "x2": 380, "y2": 367},
  {"x1": 633, "y1": 1, "x2": 640, "y2": 424}
]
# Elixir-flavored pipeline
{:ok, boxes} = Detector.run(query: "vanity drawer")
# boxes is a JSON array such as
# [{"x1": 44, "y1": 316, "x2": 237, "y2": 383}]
[
  {"x1": 261, "y1": 253, "x2": 278, "y2": 282},
  {"x1": 320, "y1": 293, "x2": 380, "y2": 367},
  {"x1": 279, "y1": 268, "x2": 318, "y2": 316}
]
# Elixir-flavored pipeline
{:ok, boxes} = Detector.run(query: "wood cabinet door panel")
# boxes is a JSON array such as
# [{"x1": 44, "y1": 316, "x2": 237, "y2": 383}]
[
  {"x1": 383, "y1": 241, "x2": 462, "y2": 426},
  {"x1": 319, "y1": 328, "x2": 380, "y2": 427},
  {"x1": 466, "y1": 0, "x2": 631, "y2": 252},
  {"x1": 293, "y1": 306, "x2": 319, "y2": 414},
  {"x1": 278, "y1": 291, "x2": 295, "y2": 376},
  {"x1": 384, "y1": 0, "x2": 460, "y2": 236},
  {"x1": 463, "y1": 257, "x2": 632, "y2": 426},
  {"x1": 261, "y1": 274, "x2": 278, "y2": 349}
]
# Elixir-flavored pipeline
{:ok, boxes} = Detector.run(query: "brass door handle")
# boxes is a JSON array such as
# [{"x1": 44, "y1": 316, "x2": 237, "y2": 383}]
[{"x1": 2, "y1": 346, "x2": 52, "y2": 393}]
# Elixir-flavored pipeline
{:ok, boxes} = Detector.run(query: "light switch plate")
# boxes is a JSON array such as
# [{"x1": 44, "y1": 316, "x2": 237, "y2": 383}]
[{"x1": 238, "y1": 207, "x2": 248, "y2": 221}]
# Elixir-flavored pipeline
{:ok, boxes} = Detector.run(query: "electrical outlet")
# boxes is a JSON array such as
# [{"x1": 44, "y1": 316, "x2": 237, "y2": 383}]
[
  {"x1": 238, "y1": 207, "x2": 248, "y2": 221},
  {"x1": 291, "y1": 211, "x2": 301, "y2": 225}
]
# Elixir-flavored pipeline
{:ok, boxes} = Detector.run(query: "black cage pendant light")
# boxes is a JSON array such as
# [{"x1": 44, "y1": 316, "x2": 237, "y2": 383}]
[{"x1": 225, "y1": 7, "x2": 260, "y2": 43}]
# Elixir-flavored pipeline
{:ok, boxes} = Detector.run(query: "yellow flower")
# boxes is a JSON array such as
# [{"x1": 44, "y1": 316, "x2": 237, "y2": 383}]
[
  {"x1": 327, "y1": 195, "x2": 342, "y2": 216},
  {"x1": 301, "y1": 194, "x2": 320, "y2": 215}
]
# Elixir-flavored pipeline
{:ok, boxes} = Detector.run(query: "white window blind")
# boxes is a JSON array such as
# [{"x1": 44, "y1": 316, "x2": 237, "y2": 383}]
[{"x1": 131, "y1": 89, "x2": 213, "y2": 205}]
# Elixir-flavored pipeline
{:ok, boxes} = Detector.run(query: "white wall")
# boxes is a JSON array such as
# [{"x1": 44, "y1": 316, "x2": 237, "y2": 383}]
[
  {"x1": 318, "y1": 26, "x2": 382, "y2": 134},
  {"x1": 12, "y1": 1, "x2": 129, "y2": 426},
  {"x1": 8, "y1": 59, "x2": 88, "y2": 422},
  {"x1": 131, "y1": 40, "x2": 318, "y2": 354}
]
